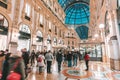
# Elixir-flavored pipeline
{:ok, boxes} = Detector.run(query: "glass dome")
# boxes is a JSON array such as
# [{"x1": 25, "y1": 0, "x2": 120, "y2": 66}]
[
  {"x1": 65, "y1": 3, "x2": 90, "y2": 25},
  {"x1": 75, "y1": 26, "x2": 88, "y2": 39}
]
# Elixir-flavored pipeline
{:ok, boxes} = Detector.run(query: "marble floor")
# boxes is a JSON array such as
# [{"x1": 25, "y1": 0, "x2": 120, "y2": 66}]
[{"x1": 27, "y1": 61, "x2": 120, "y2": 80}]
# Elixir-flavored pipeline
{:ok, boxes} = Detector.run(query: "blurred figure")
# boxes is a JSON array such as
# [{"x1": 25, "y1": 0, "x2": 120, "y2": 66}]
[
  {"x1": 67, "y1": 51, "x2": 73, "y2": 67},
  {"x1": 21, "y1": 48, "x2": 29, "y2": 77},
  {"x1": 37, "y1": 52, "x2": 45, "y2": 74},
  {"x1": 7, "y1": 51, "x2": 25, "y2": 80},
  {"x1": 30, "y1": 50, "x2": 36, "y2": 66},
  {"x1": 73, "y1": 51, "x2": 78, "y2": 66},
  {"x1": 56, "y1": 50, "x2": 63, "y2": 72},
  {"x1": 0, "y1": 50, "x2": 5, "y2": 79},
  {"x1": 4, "y1": 49, "x2": 9, "y2": 55},
  {"x1": 1, "y1": 52, "x2": 11, "y2": 80},
  {"x1": 45, "y1": 50, "x2": 53, "y2": 73},
  {"x1": 84, "y1": 52, "x2": 90, "y2": 71}
]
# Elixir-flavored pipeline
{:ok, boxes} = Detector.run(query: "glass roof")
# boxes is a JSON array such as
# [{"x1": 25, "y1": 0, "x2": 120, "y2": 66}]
[
  {"x1": 58, "y1": 0, "x2": 90, "y2": 39},
  {"x1": 75, "y1": 26, "x2": 88, "y2": 39},
  {"x1": 65, "y1": 3, "x2": 89, "y2": 25},
  {"x1": 58, "y1": 0, "x2": 89, "y2": 10}
]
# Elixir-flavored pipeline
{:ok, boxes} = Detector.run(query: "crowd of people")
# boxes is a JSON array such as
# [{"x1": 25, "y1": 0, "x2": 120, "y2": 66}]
[{"x1": 0, "y1": 48, "x2": 90, "y2": 80}]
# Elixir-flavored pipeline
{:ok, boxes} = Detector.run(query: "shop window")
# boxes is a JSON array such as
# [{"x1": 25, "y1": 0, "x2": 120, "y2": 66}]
[
  {"x1": 25, "y1": 3, "x2": 31, "y2": 21},
  {"x1": 0, "y1": 0, "x2": 8, "y2": 9}
]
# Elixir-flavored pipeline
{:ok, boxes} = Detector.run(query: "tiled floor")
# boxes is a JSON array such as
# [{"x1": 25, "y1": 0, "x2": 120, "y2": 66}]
[{"x1": 27, "y1": 61, "x2": 120, "y2": 80}]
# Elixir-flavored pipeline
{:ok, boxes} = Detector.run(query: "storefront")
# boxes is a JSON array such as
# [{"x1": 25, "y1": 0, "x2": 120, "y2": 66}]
[
  {"x1": 79, "y1": 44, "x2": 102, "y2": 61},
  {"x1": 0, "y1": 14, "x2": 8, "y2": 50},
  {"x1": 17, "y1": 24, "x2": 31, "y2": 51}
]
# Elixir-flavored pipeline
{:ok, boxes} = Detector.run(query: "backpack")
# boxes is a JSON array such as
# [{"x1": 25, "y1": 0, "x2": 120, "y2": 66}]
[{"x1": 37, "y1": 56, "x2": 42, "y2": 62}]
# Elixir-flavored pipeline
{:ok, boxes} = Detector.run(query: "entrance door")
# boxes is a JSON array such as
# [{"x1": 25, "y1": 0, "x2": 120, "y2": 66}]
[{"x1": 17, "y1": 24, "x2": 31, "y2": 51}]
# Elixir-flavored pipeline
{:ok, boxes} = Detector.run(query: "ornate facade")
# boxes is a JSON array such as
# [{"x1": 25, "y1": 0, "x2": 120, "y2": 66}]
[{"x1": 0, "y1": 0, "x2": 80, "y2": 53}]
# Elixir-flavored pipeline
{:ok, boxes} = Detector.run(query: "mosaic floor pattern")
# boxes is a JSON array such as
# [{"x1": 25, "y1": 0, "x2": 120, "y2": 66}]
[{"x1": 27, "y1": 61, "x2": 120, "y2": 80}]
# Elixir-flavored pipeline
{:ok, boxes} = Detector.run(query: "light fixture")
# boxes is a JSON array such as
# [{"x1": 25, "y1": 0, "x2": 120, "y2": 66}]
[
  {"x1": 94, "y1": 34, "x2": 99, "y2": 37},
  {"x1": 99, "y1": 24, "x2": 104, "y2": 28},
  {"x1": 17, "y1": 33, "x2": 20, "y2": 37},
  {"x1": 92, "y1": 38, "x2": 95, "y2": 40},
  {"x1": 36, "y1": 37, "x2": 39, "y2": 40}
]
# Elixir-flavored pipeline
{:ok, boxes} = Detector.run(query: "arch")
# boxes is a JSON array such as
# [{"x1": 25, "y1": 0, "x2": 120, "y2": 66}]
[
  {"x1": 18, "y1": 22, "x2": 32, "y2": 34},
  {"x1": 47, "y1": 35, "x2": 51, "y2": 40},
  {"x1": 0, "y1": 12, "x2": 12, "y2": 28},
  {"x1": 37, "y1": 31, "x2": 43, "y2": 37},
  {"x1": 53, "y1": 37, "x2": 57, "y2": 45},
  {"x1": 36, "y1": 30, "x2": 43, "y2": 42},
  {"x1": 0, "y1": 14, "x2": 9, "y2": 50},
  {"x1": 0, "y1": 14, "x2": 9, "y2": 35}
]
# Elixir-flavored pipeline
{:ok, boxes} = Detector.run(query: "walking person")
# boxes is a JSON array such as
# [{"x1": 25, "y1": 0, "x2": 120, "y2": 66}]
[
  {"x1": 30, "y1": 50, "x2": 36, "y2": 66},
  {"x1": 37, "y1": 52, "x2": 45, "y2": 74},
  {"x1": 1, "y1": 52, "x2": 11, "y2": 80},
  {"x1": 21, "y1": 48, "x2": 29, "y2": 77},
  {"x1": 84, "y1": 52, "x2": 90, "y2": 71},
  {"x1": 67, "y1": 51, "x2": 73, "y2": 67},
  {"x1": 56, "y1": 50, "x2": 63, "y2": 72},
  {"x1": 45, "y1": 50, "x2": 53, "y2": 73},
  {"x1": 73, "y1": 51, "x2": 78, "y2": 66}
]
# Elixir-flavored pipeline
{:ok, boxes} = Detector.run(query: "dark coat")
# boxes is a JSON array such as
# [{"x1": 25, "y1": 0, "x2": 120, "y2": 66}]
[
  {"x1": 56, "y1": 52, "x2": 63, "y2": 62},
  {"x1": 67, "y1": 52, "x2": 72, "y2": 61},
  {"x1": 22, "y1": 52, "x2": 29, "y2": 66},
  {"x1": 1, "y1": 53, "x2": 11, "y2": 80}
]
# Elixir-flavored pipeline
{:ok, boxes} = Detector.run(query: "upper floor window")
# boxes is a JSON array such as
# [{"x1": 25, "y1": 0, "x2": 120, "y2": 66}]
[
  {"x1": 49, "y1": 21, "x2": 51, "y2": 29},
  {"x1": 25, "y1": 3, "x2": 31, "y2": 17},
  {"x1": 0, "y1": 0, "x2": 8, "y2": 9},
  {"x1": 55, "y1": 26, "x2": 57, "y2": 34},
  {"x1": 40, "y1": 14, "x2": 43, "y2": 24},
  {"x1": 2, "y1": 0, "x2": 7, "y2": 3}
]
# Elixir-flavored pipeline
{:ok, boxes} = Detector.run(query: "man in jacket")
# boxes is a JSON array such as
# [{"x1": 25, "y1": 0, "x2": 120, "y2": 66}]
[
  {"x1": 45, "y1": 50, "x2": 53, "y2": 73},
  {"x1": 56, "y1": 50, "x2": 63, "y2": 72}
]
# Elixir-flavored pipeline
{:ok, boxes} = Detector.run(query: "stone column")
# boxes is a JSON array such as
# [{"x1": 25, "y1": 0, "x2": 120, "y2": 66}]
[
  {"x1": 8, "y1": 28, "x2": 19, "y2": 54},
  {"x1": 110, "y1": 36, "x2": 120, "y2": 70},
  {"x1": 8, "y1": 0, "x2": 20, "y2": 53},
  {"x1": 102, "y1": 44, "x2": 106, "y2": 62},
  {"x1": 31, "y1": 35, "x2": 37, "y2": 51}
]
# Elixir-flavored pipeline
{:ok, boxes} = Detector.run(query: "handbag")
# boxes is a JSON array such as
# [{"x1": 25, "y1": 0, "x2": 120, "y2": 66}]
[{"x1": 7, "y1": 58, "x2": 21, "y2": 80}]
